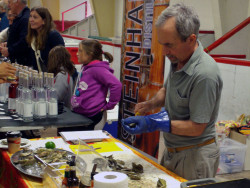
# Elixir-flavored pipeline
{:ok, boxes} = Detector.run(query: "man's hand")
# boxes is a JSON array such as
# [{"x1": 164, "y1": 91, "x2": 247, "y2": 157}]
[
  {"x1": 121, "y1": 110, "x2": 171, "y2": 135},
  {"x1": 134, "y1": 101, "x2": 153, "y2": 116},
  {"x1": 0, "y1": 47, "x2": 9, "y2": 57},
  {"x1": 0, "y1": 62, "x2": 16, "y2": 79},
  {"x1": 134, "y1": 88, "x2": 166, "y2": 115},
  {"x1": 0, "y1": 78, "x2": 6, "y2": 84},
  {"x1": 0, "y1": 42, "x2": 7, "y2": 48},
  {"x1": 0, "y1": 77, "x2": 17, "y2": 84}
]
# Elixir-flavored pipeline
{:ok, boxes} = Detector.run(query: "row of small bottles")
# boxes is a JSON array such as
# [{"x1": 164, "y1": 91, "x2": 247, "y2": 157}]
[
  {"x1": 7, "y1": 63, "x2": 58, "y2": 122},
  {"x1": 62, "y1": 156, "x2": 79, "y2": 188}
]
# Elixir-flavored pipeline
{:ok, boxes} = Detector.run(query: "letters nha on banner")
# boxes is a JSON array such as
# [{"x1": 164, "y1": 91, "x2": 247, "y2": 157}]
[{"x1": 118, "y1": 0, "x2": 169, "y2": 157}]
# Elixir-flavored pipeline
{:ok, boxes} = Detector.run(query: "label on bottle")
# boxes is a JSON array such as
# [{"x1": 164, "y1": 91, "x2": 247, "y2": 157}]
[
  {"x1": 48, "y1": 102, "x2": 58, "y2": 116},
  {"x1": 32, "y1": 102, "x2": 35, "y2": 116},
  {"x1": 16, "y1": 99, "x2": 19, "y2": 115},
  {"x1": 46, "y1": 101, "x2": 49, "y2": 115},
  {"x1": 37, "y1": 102, "x2": 46, "y2": 116},
  {"x1": 20, "y1": 102, "x2": 24, "y2": 116},
  {"x1": 0, "y1": 83, "x2": 7, "y2": 103},
  {"x1": 8, "y1": 98, "x2": 16, "y2": 110},
  {"x1": 23, "y1": 103, "x2": 33, "y2": 117},
  {"x1": 34, "y1": 102, "x2": 38, "y2": 116}
]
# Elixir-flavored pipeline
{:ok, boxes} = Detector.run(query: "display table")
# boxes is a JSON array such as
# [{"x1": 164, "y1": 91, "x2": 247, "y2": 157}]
[
  {"x1": 0, "y1": 103, "x2": 92, "y2": 132},
  {"x1": 0, "y1": 136, "x2": 186, "y2": 188}
]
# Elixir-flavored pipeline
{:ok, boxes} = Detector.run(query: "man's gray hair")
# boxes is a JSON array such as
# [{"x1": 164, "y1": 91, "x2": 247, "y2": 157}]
[{"x1": 156, "y1": 3, "x2": 200, "y2": 41}]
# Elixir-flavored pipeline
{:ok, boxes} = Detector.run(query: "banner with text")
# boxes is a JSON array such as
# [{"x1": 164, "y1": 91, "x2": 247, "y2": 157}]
[{"x1": 118, "y1": 0, "x2": 169, "y2": 158}]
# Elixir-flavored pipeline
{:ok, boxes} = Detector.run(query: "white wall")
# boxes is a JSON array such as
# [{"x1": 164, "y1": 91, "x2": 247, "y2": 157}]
[
  {"x1": 114, "y1": 0, "x2": 124, "y2": 38},
  {"x1": 211, "y1": 0, "x2": 250, "y2": 58},
  {"x1": 170, "y1": 0, "x2": 215, "y2": 31},
  {"x1": 60, "y1": 0, "x2": 92, "y2": 21},
  {"x1": 218, "y1": 63, "x2": 250, "y2": 120},
  {"x1": 30, "y1": 0, "x2": 42, "y2": 8},
  {"x1": 171, "y1": 0, "x2": 250, "y2": 58}
]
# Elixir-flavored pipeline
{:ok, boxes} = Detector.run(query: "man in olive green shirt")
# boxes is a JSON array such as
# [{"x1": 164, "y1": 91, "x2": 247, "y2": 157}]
[{"x1": 122, "y1": 3, "x2": 223, "y2": 180}]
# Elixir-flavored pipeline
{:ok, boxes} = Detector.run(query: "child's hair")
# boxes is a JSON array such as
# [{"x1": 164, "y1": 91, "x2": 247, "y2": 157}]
[
  {"x1": 48, "y1": 45, "x2": 76, "y2": 76},
  {"x1": 80, "y1": 39, "x2": 113, "y2": 63}
]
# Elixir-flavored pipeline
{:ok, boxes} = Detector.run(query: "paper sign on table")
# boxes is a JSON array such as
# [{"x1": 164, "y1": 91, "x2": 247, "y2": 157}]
[
  {"x1": 70, "y1": 142, "x2": 123, "y2": 154},
  {"x1": 59, "y1": 130, "x2": 109, "y2": 142}
]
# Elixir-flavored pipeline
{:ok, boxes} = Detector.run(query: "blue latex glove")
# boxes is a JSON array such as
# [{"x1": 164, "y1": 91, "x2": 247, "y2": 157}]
[{"x1": 121, "y1": 110, "x2": 171, "y2": 135}]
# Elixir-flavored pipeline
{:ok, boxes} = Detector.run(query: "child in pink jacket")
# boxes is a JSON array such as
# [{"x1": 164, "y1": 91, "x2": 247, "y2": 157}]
[{"x1": 71, "y1": 39, "x2": 122, "y2": 130}]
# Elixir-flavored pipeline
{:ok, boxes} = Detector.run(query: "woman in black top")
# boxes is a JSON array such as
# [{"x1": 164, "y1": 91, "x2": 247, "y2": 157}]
[{"x1": 26, "y1": 6, "x2": 65, "y2": 72}]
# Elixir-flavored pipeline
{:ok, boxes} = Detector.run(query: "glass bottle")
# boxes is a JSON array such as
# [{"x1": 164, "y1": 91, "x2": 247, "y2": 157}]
[
  {"x1": 62, "y1": 165, "x2": 70, "y2": 188},
  {"x1": 23, "y1": 66, "x2": 28, "y2": 71},
  {"x1": 35, "y1": 73, "x2": 47, "y2": 119},
  {"x1": 8, "y1": 67, "x2": 18, "y2": 114},
  {"x1": 67, "y1": 156, "x2": 79, "y2": 188},
  {"x1": 47, "y1": 73, "x2": 58, "y2": 118},
  {"x1": 43, "y1": 72, "x2": 49, "y2": 115},
  {"x1": 28, "y1": 71, "x2": 33, "y2": 90},
  {"x1": 0, "y1": 82, "x2": 8, "y2": 103},
  {"x1": 22, "y1": 73, "x2": 33, "y2": 122},
  {"x1": 16, "y1": 72, "x2": 23, "y2": 117},
  {"x1": 31, "y1": 72, "x2": 38, "y2": 119}
]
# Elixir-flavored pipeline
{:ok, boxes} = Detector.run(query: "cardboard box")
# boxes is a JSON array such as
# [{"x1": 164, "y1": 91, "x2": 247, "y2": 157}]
[
  {"x1": 229, "y1": 129, "x2": 250, "y2": 170},
  {"x1": 230, "y1": 129, "x2": 247, "y2": 144}
]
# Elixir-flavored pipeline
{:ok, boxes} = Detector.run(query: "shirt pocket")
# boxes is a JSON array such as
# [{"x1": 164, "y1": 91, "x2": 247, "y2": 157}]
[{"x1": 175, "y1": 89, "x2": 189, "y2": 107}]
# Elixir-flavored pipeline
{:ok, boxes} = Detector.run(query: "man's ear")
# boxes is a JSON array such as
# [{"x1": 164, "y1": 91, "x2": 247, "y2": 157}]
[{"x1": 188, "y1": 34, "x2": 197, "y2": 44}]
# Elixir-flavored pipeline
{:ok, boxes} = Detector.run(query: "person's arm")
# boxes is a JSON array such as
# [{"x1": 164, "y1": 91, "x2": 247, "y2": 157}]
[
  {"x1": 0, "y1": 28, "x2": 8, "y2": 43},
  {"x1": 171, "y1": 120, "x2": 207, "y2": 136},
  {"x1": 95, "y1": 68, "x2": 122, "y2": 110},
  {"x1": 8, "y1": 17, "x2": 29, "y2": 57},
  {"x1": 135, "y1": 87, "x2": 166, "y2": 115}
]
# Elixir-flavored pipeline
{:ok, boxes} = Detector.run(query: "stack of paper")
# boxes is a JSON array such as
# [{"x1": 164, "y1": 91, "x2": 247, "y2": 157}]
[{"x1": 59, "y1": 130, "x2": 110, "y2": 142}]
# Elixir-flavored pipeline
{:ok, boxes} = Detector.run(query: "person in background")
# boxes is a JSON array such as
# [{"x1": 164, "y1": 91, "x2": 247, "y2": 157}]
[
  {"x1": 47, "y1": 45, "x2": 78, "y2": 109},
  {"x1": 0, "y1": 61, "x2": 16, "y2": 83},
  {"x1": 71, "y1": 39, "x2": 122, "y2": 130},
  {"x1": 0, "y1": 0, "x2": 30, "y2": 65},
  {"x1": 0, "y1": 1, "x2": 8, "y2": 32},
  {"x1": 122, "y1": 3, "x2": 223, "y2": 180},
  {"x1": 0, "y1": 9, "x2": 16, "y2": 43},
  {"x1": 26, "y1": 6, "x2": 64, "y2": 72}
]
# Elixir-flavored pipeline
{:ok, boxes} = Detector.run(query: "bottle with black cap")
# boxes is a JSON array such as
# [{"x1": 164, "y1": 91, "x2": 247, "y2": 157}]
[{"x1": 67, "y1": 156, "x2": 79, "y2": 188}]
